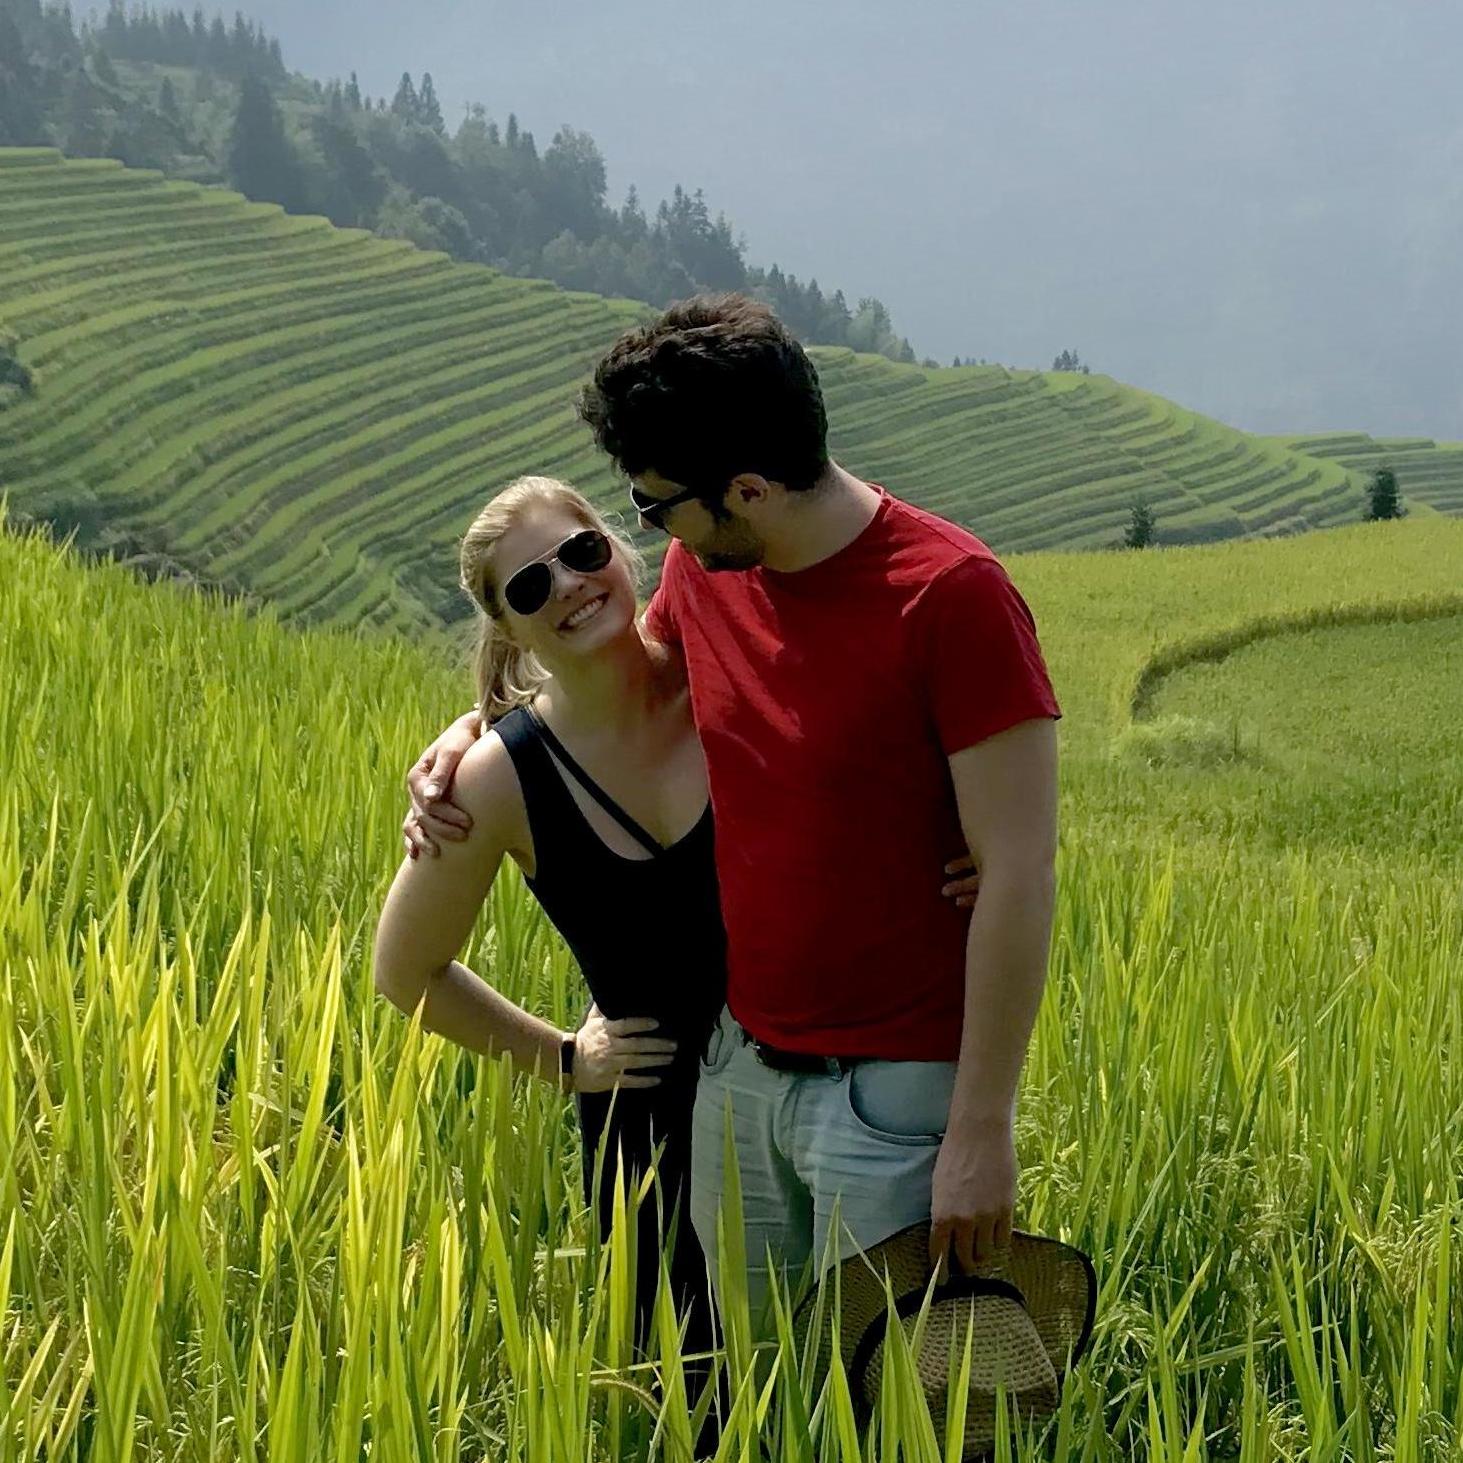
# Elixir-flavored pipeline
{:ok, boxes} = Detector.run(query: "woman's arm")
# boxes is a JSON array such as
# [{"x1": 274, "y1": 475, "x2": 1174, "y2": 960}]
[
  {"x1": 375, "y1": 731, "x2": 569, "y2": 1081},
  {"x1": 375, "y1": 730, "x2": 678, "y2": 1090}
]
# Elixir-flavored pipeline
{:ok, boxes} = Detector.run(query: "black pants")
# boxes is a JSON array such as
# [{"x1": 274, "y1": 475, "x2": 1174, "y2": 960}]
[{"x1": 575, "y1": 1074, "x2": 716, "y2": 1359}]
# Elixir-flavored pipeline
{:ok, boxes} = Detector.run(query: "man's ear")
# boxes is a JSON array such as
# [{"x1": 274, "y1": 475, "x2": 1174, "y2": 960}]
[{"x1": 729, "y1": 472, "x2": 774, "y2": 505}]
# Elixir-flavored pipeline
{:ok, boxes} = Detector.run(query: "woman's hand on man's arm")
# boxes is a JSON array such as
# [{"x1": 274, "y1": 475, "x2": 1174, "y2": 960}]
[{"x1": 404, "y1": 706, "x2": 485, "y2": 858}]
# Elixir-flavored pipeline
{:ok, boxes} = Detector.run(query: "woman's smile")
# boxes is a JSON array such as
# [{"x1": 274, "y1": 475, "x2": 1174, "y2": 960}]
[{"x1": 559, "y1": 592, "x2": 609, "y2": 631}]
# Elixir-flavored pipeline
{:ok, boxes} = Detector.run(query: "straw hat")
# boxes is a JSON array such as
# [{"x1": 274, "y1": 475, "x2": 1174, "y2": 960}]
[{"x1": 793, "y1": 1222, "x2": 1096, "y2": 1460}]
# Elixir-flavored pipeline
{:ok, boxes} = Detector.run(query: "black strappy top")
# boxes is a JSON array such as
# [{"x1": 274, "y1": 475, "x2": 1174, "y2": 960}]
[{"x1": 493, "y1": 704, "x2": 727, "y2": 1072}]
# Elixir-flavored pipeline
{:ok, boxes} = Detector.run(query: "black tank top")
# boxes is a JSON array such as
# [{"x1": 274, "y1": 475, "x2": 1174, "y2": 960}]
[{"x1": 493, "y1": 704, "x2": 727, "y2": 1073}]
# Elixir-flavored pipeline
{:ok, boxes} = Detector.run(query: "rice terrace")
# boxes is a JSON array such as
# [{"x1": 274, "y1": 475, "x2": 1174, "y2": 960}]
[{"x1": 3, "y1": 18, "x2": 1463, "y2": 1463}]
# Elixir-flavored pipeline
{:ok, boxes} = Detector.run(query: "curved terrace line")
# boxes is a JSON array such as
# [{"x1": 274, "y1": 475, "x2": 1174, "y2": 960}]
[{"x1": 1128, "y1": 594, "x2": 1463, "y2": 722}]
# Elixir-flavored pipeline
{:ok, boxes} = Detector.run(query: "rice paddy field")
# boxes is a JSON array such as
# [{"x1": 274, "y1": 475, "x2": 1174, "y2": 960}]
[
  {"x1": 5, "y1": 145, "x2": 1451, "y2": 646},
  {"x1": 1264, "y1": 434, "x2": 1463, "y2": 519},
  {"x1": 3, "y1": 491, "x2": 1460, "y2": 1460}
]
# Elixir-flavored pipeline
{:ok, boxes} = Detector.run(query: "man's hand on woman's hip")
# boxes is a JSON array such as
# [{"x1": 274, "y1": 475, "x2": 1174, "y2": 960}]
[
  {"x1": 571, "y1": 1003, "x2": 679, "y2": 1093},
  {"x1": 404, "y1": 707, "x2": 483, "y2": 859}
]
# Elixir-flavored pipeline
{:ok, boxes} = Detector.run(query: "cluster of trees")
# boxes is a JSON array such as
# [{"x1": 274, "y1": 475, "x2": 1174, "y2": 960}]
[
  {"x1": 95, "y1": 0, "x2": 284, "y2": 80},
  {"x1": 0, "y1": 0, "x2": 922, "y2": 363},
  {"x1": 1, "y1": 0, "x2": 214, "y2": 172},
  {"x1": 1051, "y1": 349, "x2": 1091, "y2": 374}
]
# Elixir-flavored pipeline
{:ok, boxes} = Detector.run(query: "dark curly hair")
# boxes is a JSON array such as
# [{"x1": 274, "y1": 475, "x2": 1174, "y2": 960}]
[{"x1": 578, "y1": 293, "x2": 830, "y2": 506}]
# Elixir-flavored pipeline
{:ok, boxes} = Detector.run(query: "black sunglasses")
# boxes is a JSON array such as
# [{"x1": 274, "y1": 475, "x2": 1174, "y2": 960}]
[
  {"x1": 501, "y1": 528, "x2": 612, "y2": 616},
  {"x1": 628, "y1": 480, "x2": 704, "y2": 530}
]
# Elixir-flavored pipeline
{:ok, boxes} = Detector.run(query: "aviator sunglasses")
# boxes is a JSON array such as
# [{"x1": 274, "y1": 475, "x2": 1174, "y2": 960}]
[{"x1": 501, "y1": 528, "x2": 613, "y2": 616}]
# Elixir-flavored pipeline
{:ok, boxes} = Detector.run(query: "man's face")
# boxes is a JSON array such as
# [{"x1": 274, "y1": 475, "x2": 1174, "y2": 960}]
[{"x1": 631, "y1": 469, "x2": 767, "y2": 572}]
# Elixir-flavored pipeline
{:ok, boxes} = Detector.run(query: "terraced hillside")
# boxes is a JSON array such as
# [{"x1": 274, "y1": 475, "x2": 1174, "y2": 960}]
[
  {"x1": 1265, "y1": 431, "x2": 1463, "y2": 516},
  {"x1": 1, "y1": 147, "x2": 1387, "y2": 638}
]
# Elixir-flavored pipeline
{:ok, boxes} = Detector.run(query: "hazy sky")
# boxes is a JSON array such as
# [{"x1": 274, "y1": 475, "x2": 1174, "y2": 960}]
[{"x1": 235, "y1": 0, "x2": 1462, "y2": 440}]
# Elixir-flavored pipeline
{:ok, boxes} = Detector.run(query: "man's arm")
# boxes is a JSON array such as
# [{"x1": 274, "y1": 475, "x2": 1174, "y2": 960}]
[{"x1": 929, "y1": 716, "x2": 1059, "y2": 1273}]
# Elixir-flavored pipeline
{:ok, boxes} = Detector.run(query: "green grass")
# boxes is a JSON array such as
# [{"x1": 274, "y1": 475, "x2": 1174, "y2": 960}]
[
  {"x1": 3, "y1": 499, "x2": 1462, "y2": 1458},
  {"x1": 4, "y1": 148, "x2": 1435, "y2": 643}
]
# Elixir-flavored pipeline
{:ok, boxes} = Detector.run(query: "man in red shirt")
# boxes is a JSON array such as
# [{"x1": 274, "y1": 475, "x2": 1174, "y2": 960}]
[{"x1": 406, "y1": 295, "x2": 1061, "y2": 1327}]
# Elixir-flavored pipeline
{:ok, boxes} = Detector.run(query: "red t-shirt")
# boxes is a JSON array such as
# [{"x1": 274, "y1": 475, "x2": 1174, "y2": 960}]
[{"x1": 644, "y1": 485, "x2": 1061, "y2": 1060}]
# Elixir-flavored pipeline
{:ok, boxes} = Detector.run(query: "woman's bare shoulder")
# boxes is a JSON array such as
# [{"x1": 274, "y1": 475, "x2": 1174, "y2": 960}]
[{"x1": 453, "y1": 725, "x2": 530, "y2": 844}]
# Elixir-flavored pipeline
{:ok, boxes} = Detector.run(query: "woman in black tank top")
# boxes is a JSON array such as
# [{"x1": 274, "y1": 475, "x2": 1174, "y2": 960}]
[
  {"x1": 493, "y1": 702, "x2": 725, "y2": 1353},
  {"x1": 374, "y1": 479, "x2": 726, "y2": 1375}
]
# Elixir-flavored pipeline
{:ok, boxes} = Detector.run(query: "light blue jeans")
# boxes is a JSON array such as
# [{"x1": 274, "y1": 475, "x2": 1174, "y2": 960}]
[{"x1": 689, "y1": 1004, "x2": 957, "y2": 1331}]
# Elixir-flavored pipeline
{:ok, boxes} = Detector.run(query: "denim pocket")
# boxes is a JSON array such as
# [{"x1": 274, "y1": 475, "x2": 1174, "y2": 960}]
[
  {"x1": 843, "y1": 1060, "x2": 956, "y2": 1145},
  {"x1": 698, "y1": 1007, "x2": 739, "y2": 1078}
]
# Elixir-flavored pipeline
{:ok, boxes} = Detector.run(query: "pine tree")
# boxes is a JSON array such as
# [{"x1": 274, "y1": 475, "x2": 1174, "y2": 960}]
[
  {"x1": 620, "y1": 184, "x2": 647, "y2": 239},
  {"x1": 62, "y1": 69, "x2": 107, "y2": 154},
  {"x1": 157, "y1": 76, "x2": 180, "y2": 122},
  {"x1": 162, "y1": 11, "x2": 191, "y2": 65},
  {"x1": 345, "y1": 70, "x2": 361, "y2": 109},
  {"x1": 418, "y1": 72, "x2": 445, "y2": 134},
  {"x1": 1124, "y1": 497, "x2": 1157, "y2": 549},
  {"x1": 307, "y1": 110, "x2": 385, "y2": 227},
  {"x1": 1364, "y1": 465, "x2": 1406, "y2": 521},
  {"x1": 226, "y1": 72, "x2": 303, "y2": 211},
  {"x1": 206, "y1": 16, "x2": 228, "y2": 69},
  {"x1": 0, "y1": 16, "x2": 47, "y2": 145},
  {"x1": 101, "y1": 0, "x2": 127, "y2": 53},
  {"x1": 391, "y1": 71, "x2": 418, "y2": 121},
  {"x1": 90, "y1": 45, "x2": 118, "y2": 85},
  {"x1": 230, "y1": 13, "x2": 253, "y2": 71}
]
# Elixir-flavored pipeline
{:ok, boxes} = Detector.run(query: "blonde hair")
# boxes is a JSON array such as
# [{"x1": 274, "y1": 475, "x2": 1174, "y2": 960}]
[{"x1": 459, "y1": 475, "x2": 645, "y2": 727}]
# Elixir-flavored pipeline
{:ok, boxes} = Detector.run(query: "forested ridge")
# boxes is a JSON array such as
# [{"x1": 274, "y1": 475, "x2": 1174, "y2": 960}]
[{"x1": 0, "y1": 0, "x2": 929, "y2": 362}]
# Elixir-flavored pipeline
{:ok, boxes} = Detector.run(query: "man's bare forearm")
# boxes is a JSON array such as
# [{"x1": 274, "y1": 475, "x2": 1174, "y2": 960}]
[
  {"x1": 947, "y1": 864, "x2": 1056, "y2": 1133},
  {"x1": 379, "y1": 961, "x2": 566, "y2": 1086}
]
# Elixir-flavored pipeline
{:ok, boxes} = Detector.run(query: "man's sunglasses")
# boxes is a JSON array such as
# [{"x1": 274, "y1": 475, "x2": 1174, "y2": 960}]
[
  {"x1": 501, "y1": 528, "x2": 612, "y2": 616},
  {"x1": 629, "y1": 480, "x2": 704, "y2": 530}
]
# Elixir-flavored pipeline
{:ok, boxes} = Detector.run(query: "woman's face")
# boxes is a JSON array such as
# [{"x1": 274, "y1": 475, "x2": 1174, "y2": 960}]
[{"x1": 490, "y1": 505, "x2": 637, "y2": 662}]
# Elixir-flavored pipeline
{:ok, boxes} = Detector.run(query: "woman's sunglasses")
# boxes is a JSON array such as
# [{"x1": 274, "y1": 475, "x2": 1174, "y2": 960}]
[{"x1": 500, "y1": 529, "x2": 613, "y2": 616}]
